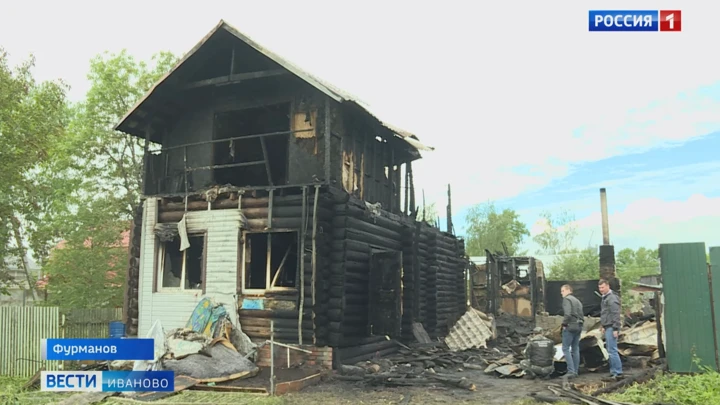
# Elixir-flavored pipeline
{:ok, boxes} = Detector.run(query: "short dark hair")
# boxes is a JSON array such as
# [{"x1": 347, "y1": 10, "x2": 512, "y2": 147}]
[
  {"x1": 598, "y1": 279, "x2": 609, "y2": 286},
  {"x1": 561, "y1": 284, "x2": 573, "y2": 292}
]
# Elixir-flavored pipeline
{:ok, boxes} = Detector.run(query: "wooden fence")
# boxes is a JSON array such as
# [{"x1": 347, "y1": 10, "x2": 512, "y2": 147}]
[{"x1": 0, "y1": 306, "x2": 123, "y2": 377}]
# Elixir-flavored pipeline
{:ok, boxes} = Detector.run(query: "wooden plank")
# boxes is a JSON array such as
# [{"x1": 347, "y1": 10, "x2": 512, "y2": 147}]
[{"x1": 274, "y1": 372, "x2": 323, "y2": 395}]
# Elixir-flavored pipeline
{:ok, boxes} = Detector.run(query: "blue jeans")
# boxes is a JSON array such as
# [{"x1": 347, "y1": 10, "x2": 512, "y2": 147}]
[
  {"x1": 605, "y1": 327, "x2": 623, "y2": 375},
  {"x1": 562, "y1": 328, "x2": 581, "y2": 375}
]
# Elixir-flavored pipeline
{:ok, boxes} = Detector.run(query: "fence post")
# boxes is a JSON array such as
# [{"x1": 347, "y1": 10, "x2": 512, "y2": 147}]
[{"x1": 270, "y1": 320, "x2": 275, "y2": 396}]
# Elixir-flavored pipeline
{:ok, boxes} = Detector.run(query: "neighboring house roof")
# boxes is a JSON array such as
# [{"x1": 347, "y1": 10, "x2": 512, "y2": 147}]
[
  {"x1": 54, "y1": 230, "x2": 130, "y2": 250},
  {"x1": 3, "y1": 255, "x2": 42, "y2": 290},
  {"x1": 36, "y1": 229, "x2": 130, "y2": 289},
  {"x1": 631, "y1": 281, "x2": 663, "y2": 293},
  {"x1": 114, "y1": 19, "x2": 433, "y2": 154},
  {"x1": 638, "y1": 274, "x2": 661, "y2": 286}
]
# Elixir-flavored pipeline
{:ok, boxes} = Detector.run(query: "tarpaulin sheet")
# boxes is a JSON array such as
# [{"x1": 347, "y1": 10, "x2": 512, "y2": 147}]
[{"x1": 162, "y1": 343, "x2": 259, "y2": 383}]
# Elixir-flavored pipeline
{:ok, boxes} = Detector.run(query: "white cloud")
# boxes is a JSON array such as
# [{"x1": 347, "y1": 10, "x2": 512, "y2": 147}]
[
  {"x1": 2, "y1": 0, "x2": 720, "y2": 208},
  {"x1": 570, "y1": 194, "x2": 720, "y2": 250}
]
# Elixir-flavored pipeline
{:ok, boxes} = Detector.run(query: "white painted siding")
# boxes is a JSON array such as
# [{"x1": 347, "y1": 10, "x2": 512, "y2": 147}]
[{"x1": 138, "y1": 199, "x2": 241, "y2": 337}]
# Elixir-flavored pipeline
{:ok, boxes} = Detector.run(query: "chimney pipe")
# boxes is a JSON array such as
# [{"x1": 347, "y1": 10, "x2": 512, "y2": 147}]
[{"x1": 600, "y1": 188, "x2": 610, "y2": 245}]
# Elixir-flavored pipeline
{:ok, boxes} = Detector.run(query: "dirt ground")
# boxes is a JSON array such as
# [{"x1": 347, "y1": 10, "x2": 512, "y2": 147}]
[{"x1": 290, "y1": 369, "x2": 610, "y2": 405}]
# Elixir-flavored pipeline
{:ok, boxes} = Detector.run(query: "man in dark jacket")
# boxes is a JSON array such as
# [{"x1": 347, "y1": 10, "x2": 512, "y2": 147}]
[
  {"x1": 599, "y1": 278, "x2": 623, "y2": 378},
  {"x1": 520, "y1": 327, "x2": 555, "y2": 379},
  {"x1": 561, "y1": 284, "x2": 584, "y2": 378}
]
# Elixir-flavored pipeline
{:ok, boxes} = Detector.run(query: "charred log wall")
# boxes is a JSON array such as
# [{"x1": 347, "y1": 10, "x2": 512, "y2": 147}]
[
  {"x1": 155, "y1": 184, "x2": 467, "y2": 349},
  {"x1": 406, "y1": 225, "x2": 466, "y2": 339},
  {"x1": 329, "y1": 189, "x2": 407, "y2": 345},
  {"x1": 428, "y1": 231, "x2": 466, "y2": 337},
  {"x1": 124, "y1": 202, "x2": 143, "y2": 337},
  {"x1": 327, "y1": 186, "x2": 467, "y2": 347},
  {"x1": 157, "y1": 186, "x2": 334, "y2": 345}
]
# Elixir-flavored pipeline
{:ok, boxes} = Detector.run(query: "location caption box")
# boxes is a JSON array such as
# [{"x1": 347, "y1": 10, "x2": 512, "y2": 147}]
[{"x1": 42, "y1": 338, "x2": 155, "y2": 361}]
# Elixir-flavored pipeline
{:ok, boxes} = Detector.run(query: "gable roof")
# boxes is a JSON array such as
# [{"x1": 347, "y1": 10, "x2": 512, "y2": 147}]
[{"x1": 114, "y1": 19, "x2": 433, "y2": 153}]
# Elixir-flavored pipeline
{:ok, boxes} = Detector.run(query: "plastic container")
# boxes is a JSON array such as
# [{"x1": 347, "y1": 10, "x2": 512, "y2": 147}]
[{"x1": 108, "y1": 321, "x2": 126, "y2": 338}]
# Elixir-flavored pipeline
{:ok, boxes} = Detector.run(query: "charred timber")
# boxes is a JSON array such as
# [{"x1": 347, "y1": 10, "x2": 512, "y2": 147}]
[
  {"x1": 238, "y1": 309, "x2": 312, "y2": 319},
  {"x1": 341, "y1": 346, "x2": 399, "y2": 365},
  {"x1": 331, "y1": 250, "x2": 367, "y2": 263},
  {"x1": 338, "y1": 339, "x2": 396, "y2": 359},
  {"x1": 239, "y1": 317, "x2": 314, "y2": 329},
  {"x1": 338, "y1": 335, "x2": 387, "y2": 348},
  {"x1": 330, "y1": 240, "x2": 371, "y2": 254},
  {"x1": 333, "y1": 217, "x2": 402, "y2": 240},
  {"x1": 343, "y1": 229, "x2": 403, "y2": 251}
]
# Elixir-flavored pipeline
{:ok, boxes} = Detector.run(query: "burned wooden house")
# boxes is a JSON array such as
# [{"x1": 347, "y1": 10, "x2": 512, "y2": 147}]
[{"x1": 118, "y1": 20, "x2": 468, "y2": 360}]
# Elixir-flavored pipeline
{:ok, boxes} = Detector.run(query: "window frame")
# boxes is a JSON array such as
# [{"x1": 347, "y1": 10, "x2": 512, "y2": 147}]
[
  {"x1": 155, "y1": 231, "x2": 208, "y2": 294},
  {"x1": 240, "y1": 229, "x2": 299, "y2": 295}
]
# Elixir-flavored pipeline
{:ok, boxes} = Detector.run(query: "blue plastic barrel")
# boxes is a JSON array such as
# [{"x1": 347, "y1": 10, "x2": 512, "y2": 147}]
[{"x1": 109, "y1": 321, "x2": 126, "y2": 338}]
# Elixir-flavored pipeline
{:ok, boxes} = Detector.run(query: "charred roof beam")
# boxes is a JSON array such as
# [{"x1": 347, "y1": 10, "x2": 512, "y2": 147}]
[{"x1": 182, "y1": 69, "x2": 288, "y2": 90}]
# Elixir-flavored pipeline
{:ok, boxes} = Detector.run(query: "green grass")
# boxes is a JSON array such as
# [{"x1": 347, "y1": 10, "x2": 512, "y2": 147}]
[
  {"x1": 104, "y1": 391, "x2": 283, "y2": 404},
  {"x1": 0, "y1": 376, "x2": 72, "y2": 405},
  {"x1": 605, "y1": 368, "x2": 720, "y2": 405}
]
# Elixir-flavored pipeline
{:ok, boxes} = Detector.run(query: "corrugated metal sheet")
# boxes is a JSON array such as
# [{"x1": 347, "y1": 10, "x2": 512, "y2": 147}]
[
  {"x1": 660, "y1": 242, "x2": 718, "y2": 372},
  {"x1": 444, "y1": 308, "x2": 493, "y2": 351},
  {"x1": 138, "y1": 199, "x2": 242, "y2": 337},
  {"x1": 710, "y1": 246, "x2": 720, "y2": 369},
  {"x1": 114, "y1": 20, "x2": 432, "y2": 153}
]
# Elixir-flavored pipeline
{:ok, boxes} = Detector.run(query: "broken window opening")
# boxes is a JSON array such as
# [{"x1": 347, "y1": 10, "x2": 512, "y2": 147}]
[
  {"x1": 516, "y1": 265, "x2": 530, "y2": 283},
  {"x1": 243, "y1": 231, "x2": 298, "y2": 292},
  {"x1": 158, "y1": 235, "x2": 205, "y2": 291},
  {"x1": 213, "y1": 103, "x2": 290, "y2": 187}
]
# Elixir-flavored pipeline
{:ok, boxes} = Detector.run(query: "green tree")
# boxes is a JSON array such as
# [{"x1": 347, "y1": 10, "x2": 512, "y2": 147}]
[
  {"x1": 0, "y1": 49, "x2": 69, "y2": 296},
  {"x1": 464, "y1": 202, "x2": 529, "y2": 256},
  {"x1": 533, "y1": 209, "x2": 578, "y2": 254},
  {"x1": 34, "y1": 50, "x2": 176, "y2": 306},
  {"x1": 67, "y1": 50, "x2": 178, "y2": 217},
  {"x1": 417, "y1": 202, "x2": 439, "y2": 225},
  {"x1": 40, "y1": 199, "x2": 128, "y2": 308},
  {"x1": 616, "y1": 247, "x2": 659, "y2": 296},
  {"x1": 546, "y1": 247, "x2": 599, "y2": 280},
  {"x1": 534, "y1": 209, "x2": 600, "y2": 280}
]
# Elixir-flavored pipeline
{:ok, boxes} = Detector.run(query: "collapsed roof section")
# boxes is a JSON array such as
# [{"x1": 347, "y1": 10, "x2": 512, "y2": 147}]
[{"x1": 114, "y1": 19, "x2": 433, "y2": 157}]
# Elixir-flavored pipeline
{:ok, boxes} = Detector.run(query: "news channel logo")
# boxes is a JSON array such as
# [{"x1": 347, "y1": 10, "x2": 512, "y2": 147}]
[
  {"x1": 41, "y1": 371, "x2": 175, "y2": 392},
  {"x1": 589, "y1": 10, "x2": 682, "y2": 32},
  {"x1": 40, "y1": 338, "x2": 172, "y2": 392}
]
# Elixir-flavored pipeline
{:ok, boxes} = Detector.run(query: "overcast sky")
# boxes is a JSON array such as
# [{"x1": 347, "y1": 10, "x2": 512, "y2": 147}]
[{"x1": 2, "y1": 1, "x2": 718, "y2": 252}]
